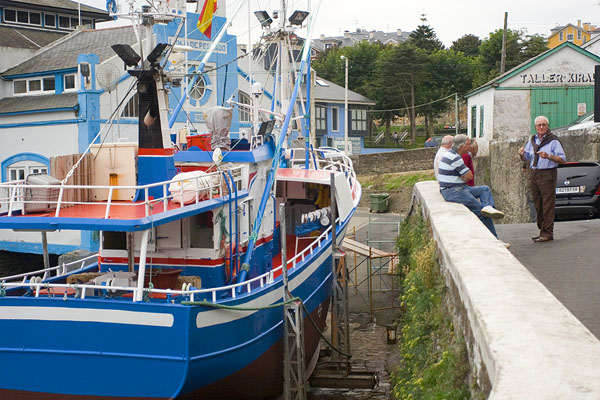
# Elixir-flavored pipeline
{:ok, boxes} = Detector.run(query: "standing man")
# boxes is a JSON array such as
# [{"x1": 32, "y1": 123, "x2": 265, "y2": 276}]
[
  {"x1": 433, "y1": 135, "x2": 453, "y2": 180},
  {"x1": 518, "y1": 115, "x2": 566, "y2": 243},
  {"x1": 439, "y1": 134, "x2": 508, "y2": 245},
  {"x1": 461, "y1": 139, "x2": 478, "y2": 186}
]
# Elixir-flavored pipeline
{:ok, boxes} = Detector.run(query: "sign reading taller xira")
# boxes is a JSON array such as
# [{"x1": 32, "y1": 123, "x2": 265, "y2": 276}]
[{"x1": 519, "y1": 73, "x2": 594, "y2": 84}]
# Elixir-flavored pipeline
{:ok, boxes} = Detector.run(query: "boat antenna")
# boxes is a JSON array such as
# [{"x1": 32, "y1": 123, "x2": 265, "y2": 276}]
[{"x1": 237, "y1": 0, "x2": 323, "y2": 288}]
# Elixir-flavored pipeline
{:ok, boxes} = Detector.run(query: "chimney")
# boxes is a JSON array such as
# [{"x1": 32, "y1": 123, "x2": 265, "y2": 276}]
[
  {"x1": 584, "y1": 22, "x2": 590, "y2": 31},
  {"x1": 343, "y1": 30, "x2": 351, "y2": 39},
  {"x1": 397, "y1": 29, "x2": 402, "y2": 36},
  {"x1": 320, "y1": 34, "x2": 325, "y2": 40},
  {"x1": 578, "y1": 19, "x2": 581, "y2": 27}
]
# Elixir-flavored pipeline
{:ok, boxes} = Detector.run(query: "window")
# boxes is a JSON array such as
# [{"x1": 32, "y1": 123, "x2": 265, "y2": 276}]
[
  {"x1": 479, "y1": 105, "x2": 484, "y2": 138},
  {"x1": 45, "y1": 14, "x2": 56, "y2": 27},
  {"x1": 13, "y1": 80, "x2": 26, "y2": 94},
  {"x1": 567, "y1": 34, "x2": 574, "y2": 41},
  {"x1": 64, "y1": 74, "x2": 76, "y2": 90},
  {"x1": 315, "y1": 105, "x2": 327, "y2": 133},
  {"x1": 17, "y1": 10, "x2": 28, "y2": 23},
  {"x1": 121, "y1": 93, "x2": 139, "y2": 118},
  {"x1": 4, "y1": 9, "x2": 16, "y2": 22},
  {"x1": 331, "y1": 107, "x2": 339, "y2": 131},
  {"x1": 8, "y1": 164, "x2": 47, "y2": 181},
  {"x1": 29, "y1": 12, "x2": 41, "y2": 25},
  {"x1": 190, "y1": 212, "x2": 214, "y2": 248},
  {"x1": 470, "y1": 106, "x2": 477, "y2": 137},
  {"x1": 59, "y1": 16, "x2": 70, "y2": 28},
  {"x1": 28, "y1": 79, "x2": 41, "y2": 92},
  {"x1": 190, "y1": 76, "x2": 206, "y2": 101},
  {"x1": 238, "y1": 91, "x2": 251, "y2": 122},
  {"x1": 578, "y1": 30, "x2": 582, "y2": 40},
  {"x1": 71, "y1": 18, "x2": 79, "y2": 28},
  {"x1": 43, "y1": 77, "x2": 55, "y2": 92},
  {"x1": 350, "y1": 108, "x2": 367, "y2": 132},
  {"x1": 559, "y1": 32, "x2": 564, "y2": 41}
]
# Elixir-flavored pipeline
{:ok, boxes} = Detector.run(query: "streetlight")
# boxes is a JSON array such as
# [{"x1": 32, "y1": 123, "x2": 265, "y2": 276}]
[{"x1": 340, "y1": 55, "x2": 349, "y2": 155}]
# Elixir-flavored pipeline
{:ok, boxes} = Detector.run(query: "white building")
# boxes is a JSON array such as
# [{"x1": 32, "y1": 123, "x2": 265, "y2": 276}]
[{"x1": 466, "y1": 42, "x2": 600, "y2": 155}]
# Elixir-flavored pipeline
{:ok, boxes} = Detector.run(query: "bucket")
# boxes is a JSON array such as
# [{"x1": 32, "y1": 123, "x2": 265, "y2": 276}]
[{"x1": 186, "y1": 134, "x2": 212, "y2": 151}]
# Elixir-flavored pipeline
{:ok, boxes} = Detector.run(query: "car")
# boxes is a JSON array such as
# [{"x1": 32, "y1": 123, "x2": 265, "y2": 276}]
[
  {"x1": 424, "y1": 136, "x2": 444, "y2": 148},
  {"x1": 555, "y1": 161, "x2": 600, "y2": 221},
  {"x1": 554, "y1": 111, "x2": 598, "y2": 131}
]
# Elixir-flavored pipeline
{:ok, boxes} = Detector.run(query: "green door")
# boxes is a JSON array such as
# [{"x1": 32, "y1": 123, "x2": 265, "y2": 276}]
[{"x1": 530, "y1": 87, "x2": 594, "y2": 132}]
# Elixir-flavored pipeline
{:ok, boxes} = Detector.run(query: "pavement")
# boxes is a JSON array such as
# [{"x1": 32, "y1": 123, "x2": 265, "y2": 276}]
[{"x1": 496, "y1": 218, "x2": 600, "y2": 339}]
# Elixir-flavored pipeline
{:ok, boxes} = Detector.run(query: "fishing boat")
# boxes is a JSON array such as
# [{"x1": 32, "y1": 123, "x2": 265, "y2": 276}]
[{"x1": 0, "y1": 0, "x2": 360, "y2": 398}]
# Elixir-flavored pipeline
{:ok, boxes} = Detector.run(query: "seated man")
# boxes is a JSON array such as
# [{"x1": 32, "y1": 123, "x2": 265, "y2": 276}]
[{"x1": 438, "y1": 134, "x2": 507, "y2": 244}]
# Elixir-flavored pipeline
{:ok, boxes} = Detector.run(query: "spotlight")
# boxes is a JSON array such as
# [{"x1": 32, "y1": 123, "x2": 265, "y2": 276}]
[
  {"x1": 288, "y1": 10, "x2": 309, "y2": 26},
  {"x1": 147, "y1": 43, "x2": 169, "y2": 65},
  {"x1": 254, "y1": 11, "x2": 272, "y2": 27},
  {"x1": 111, "y1": 44, "x2": 141, "y2": 67}
]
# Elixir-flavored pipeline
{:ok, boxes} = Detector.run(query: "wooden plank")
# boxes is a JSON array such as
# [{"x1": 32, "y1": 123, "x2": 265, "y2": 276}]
[{"x1": 341, "y1": 238, "x2": 397, "y2": 258}]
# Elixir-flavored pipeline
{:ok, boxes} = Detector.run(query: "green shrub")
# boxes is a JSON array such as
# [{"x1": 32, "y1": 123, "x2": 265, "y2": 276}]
[{"x1": 392, "y1": 212, "x2": 472, "y2": 399}]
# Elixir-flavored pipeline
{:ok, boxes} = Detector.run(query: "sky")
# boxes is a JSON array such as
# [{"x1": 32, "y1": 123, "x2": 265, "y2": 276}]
[{"x1": 81, "y1": 0, "x2": 600, "y2": 47}]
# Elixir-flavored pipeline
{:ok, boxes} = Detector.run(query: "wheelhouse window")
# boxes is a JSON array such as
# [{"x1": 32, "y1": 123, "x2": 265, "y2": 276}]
[
  {"x1": 7, "y1": 162, "x2": 48, "y2": 182},
  {"x1": 238, "y1": 91, "x2": 251, "y2": 122},
  {"x1": 315, "y1": 104, "x2": 327, "y2": 133},
  {"x1": 121, "y1": 93, "x2": 139, "y2": 118},
  {"x1": 190, "y1": 212, "x2": 214, "y2": 248}
]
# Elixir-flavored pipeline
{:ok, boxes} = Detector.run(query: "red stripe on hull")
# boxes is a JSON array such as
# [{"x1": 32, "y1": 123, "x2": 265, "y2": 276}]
[
  {"x1": 138, "y1": 148, "x2": 175, "y2": 156},
  {"x1": 179, "y1": 298, "x2": 331, "y2": 400}
]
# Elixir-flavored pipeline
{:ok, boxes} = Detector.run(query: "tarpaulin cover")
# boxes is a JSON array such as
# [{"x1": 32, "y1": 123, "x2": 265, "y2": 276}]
[{"x1": 204, "y1": 106, "x2": 232, "y2": 151}]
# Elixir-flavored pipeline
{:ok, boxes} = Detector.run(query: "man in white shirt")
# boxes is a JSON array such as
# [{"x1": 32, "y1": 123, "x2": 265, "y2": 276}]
[{"x1": 433, "y1": 135, "x2": 454, "y2": 180}]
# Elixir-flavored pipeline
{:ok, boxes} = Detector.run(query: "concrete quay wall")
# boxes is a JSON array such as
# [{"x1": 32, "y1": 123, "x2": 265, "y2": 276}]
[
  {"x1": 350, "y1": 147, "x2": 436, "y2": 175},
  {"x1": 412, "y1": 180, "x2": 600, "y2": 399}
]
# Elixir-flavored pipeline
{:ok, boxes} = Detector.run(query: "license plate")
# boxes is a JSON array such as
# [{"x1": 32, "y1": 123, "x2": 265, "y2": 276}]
[{"x1": 556, "y1": 186, "x2": 580, "y2": 194}]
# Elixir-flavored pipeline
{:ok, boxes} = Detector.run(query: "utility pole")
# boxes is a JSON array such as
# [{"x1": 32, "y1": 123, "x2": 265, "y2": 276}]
[
  {"x1": 455, "y1": 93, "x2": 459, "y2": 136},
  {"x1": 500, "y1": 12, "x2": 508, "y2": 74}
]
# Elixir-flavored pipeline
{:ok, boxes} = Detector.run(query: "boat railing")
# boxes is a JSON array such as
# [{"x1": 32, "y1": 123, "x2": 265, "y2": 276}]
[
  {"x1": 289, "y1": 148, "x2": 358, "y2": 188},
  {"x1": 0, "y1": 166, "x2": 245, "y2": 218},
  {"x1": 0, "y1": 217, "x2": 341, "y2": 303},
  {"x1": 0, "y1": 253, "x2": 98, "y2": 284}
]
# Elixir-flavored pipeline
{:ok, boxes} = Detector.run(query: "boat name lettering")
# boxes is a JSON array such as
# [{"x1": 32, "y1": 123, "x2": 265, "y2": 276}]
[
  {"x1": 170, "y1": 37, "x2": 227, "y2": 54},
  {"x1": 519, "y1": 73, "x2": 595, "y2": 84}
]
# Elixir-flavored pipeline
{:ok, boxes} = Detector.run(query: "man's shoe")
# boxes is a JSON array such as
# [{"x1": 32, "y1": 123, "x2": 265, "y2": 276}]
[
  {"x1": 500, "y1": 241, "x2": 511, "y2": 249},
  {"x1": 531, "y1": 235, "x2": 541, "y2": 241},
  {"x1": 481, "y1": 206, "x2": 505, "y2": 220},
  {"x1": 533, "y1": 236, "x2": 553, "y2": 243}
]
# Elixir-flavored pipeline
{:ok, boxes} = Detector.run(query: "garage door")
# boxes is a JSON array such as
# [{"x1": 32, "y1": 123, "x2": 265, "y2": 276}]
[{"x1": 530, "y1": 87, "x2": 594, "y2": 132}]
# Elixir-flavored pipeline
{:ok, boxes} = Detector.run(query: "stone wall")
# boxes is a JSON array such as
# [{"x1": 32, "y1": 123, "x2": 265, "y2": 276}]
[
  {"x1": 412, "y1": 181, "x2": 600, "y2": 399},
  {"x1": 351, "y1": 148, "x2": 436, "y2": 175}
]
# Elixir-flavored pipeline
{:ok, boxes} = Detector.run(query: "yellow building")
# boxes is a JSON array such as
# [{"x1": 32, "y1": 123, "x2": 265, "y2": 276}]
[{"x1": 548, "y1": 20, "x2": 598, "y2": 49}]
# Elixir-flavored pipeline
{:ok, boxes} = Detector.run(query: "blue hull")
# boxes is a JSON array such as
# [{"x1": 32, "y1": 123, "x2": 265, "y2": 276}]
[{"x1": 0, "y1": 231, "x2": 340, "y2": 399}]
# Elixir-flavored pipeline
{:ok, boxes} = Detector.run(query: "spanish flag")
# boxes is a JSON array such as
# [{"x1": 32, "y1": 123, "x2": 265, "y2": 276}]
[{"x1": 197, "y1": 0, "x2": 217, "y2": 38}]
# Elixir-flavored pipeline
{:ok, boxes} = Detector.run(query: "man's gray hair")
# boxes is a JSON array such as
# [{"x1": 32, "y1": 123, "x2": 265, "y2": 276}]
[
  {"x1": 535, "y1": 115, "x2": 549, "y2": 125},
  {"x1": 451, "y1": 134, "x2": 468, "y2": 152},
  {"x1": 441, "y1": 135, "x2": 453, "y2": 147}
]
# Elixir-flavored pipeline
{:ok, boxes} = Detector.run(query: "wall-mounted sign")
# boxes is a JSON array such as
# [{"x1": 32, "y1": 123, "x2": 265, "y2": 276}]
[
  {"x1": 168, "y1": 37, "x2": 228, "y2": 54},
  {"x1": 577, "y1": 103, "x2": 587, "y2": 116},
  {"x1": 519, "y1": 73, "x2": 595, "y2": 85}
]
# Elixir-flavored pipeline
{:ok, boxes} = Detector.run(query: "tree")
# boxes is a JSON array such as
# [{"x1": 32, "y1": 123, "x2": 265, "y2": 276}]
[
  {"x1": 451, "y1": 34, "x2": 481, "y2": 57},
  {"x1": 476, "y1": 29, "x2": 548, "y2": 85},
  {"x1": 311, "y1": 41, "x2": 383, "y2": 97},
  {"x1": 409, "y1": 24, "x2": 444, "y2": 53}
]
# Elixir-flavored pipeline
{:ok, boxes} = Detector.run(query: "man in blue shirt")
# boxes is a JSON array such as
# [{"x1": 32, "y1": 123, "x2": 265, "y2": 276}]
[
  {"x1": 438, "y1": 134, "x2": 506, "y2": 240},
  {"x1": 518, "y1": 115, "x2": 566, "y2": 242}
]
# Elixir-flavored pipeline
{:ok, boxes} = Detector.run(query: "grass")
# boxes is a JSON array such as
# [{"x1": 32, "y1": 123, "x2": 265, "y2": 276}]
[
  {"x1": 358, "y1": 172, "x2": 435, "y2": 191},
  {"x1": 391, "y1": 211, "x2": 476, "y2": 399}
]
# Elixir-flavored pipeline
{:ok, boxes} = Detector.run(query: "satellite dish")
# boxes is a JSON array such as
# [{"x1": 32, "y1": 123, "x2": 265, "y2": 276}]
[{"x1": 96, "y1": 63, "x2": 120, "y2": 92}]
